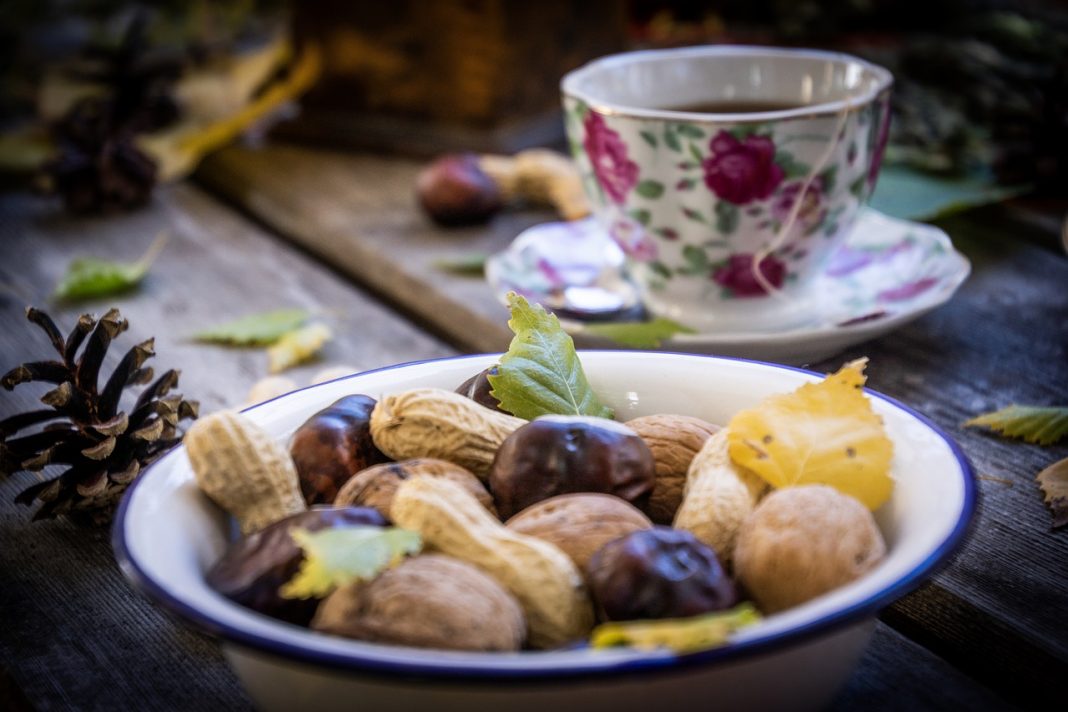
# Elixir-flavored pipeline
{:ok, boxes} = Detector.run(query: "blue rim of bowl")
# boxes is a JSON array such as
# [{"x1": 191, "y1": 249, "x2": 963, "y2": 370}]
[
  {"x1": 113, "y1": 352, "x2": 976, "y2": 685},
  {"x1": 560, "y1": 45, "x2": 894, "y2": 124}
]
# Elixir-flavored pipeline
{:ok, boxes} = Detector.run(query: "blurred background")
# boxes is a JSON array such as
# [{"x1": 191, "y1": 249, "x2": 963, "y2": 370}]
[{"x1": 1, "y1": 0, "x2": 1065, "y2": 217}]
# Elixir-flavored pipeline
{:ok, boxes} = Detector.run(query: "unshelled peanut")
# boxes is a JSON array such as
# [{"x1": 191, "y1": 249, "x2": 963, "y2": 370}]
[
  {"x1": 369, "y1": 388, "x2": 524, "y2": 478},
  {"x1": 673, "y1": 429, "x2": 768, "y2": 567},
  {"x1": 186, "y1": 410, "x2": 306, "y2": 534},
  {"x1": 391, "y1": 476, "x2": 594, "y2": 649}
]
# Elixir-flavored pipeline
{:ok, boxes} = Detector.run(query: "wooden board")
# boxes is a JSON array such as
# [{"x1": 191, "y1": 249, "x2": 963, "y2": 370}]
[
  {"x1": 0, "y1": 182, "x2": 1011, "y2": 710},
  {"x1": 197, "y1": 141, "x2": 1068, "y2": 707}
]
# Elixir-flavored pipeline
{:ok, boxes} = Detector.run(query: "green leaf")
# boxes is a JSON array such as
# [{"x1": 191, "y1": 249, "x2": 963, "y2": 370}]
[
  {"x1": 53, "y1": 233, "x2": 166, "y2": 301},
  {"x1": 715, "y1": 202, "x2": 739, "y2": 234},
  {"x1": 280, "y1": 526, "x2": 422, "y2": 599},
  {"x1": 688, "y1": 142, "x2": 704, "y2": 164},
  {"x1": 267, "y1": 323, "x2": 333, "y2": 373},
  {"x1": 868, "y1": 165, "x2": 1029, "y2": 221},
  {"x1": 820, "y1": 165, "x2": 838, "y2": 193},
  {"x1": 663, "y1": 128, "x2": 682, "y2": 152},
  {"x1": 628, "y1": 208, "x2": 652, "y2": 227},
  {"x1": 590, "y1": 603, "x2": 761, "y2": 653},
  {"x1": 194, "y1": 309, "x2": 311, "y2": 346},
  {"x1": 774, "y1": 150, "x2": 810, "y2": 179},
  {"x1": 488, "y1": 292, "x2": 613, "y2": 420},
  {"x1": 682, "y1": 206, "x2": 707, "y2": 224},
  {"x1": 676, "y1": 124, "x2": 705, "y2": 139},
  {"x1": 650, "y1": 261, "x2": 673, "y2": 280},
  {"x1": 584, "y1": 318, "x2": 695, "y2": 348},
  {"x1": 433, "y1": 253, "x2": 488, "y2": 277},
  {"x1": 635, "y1": 180, "x2": 665, "y2": 199},
  {"x1": 964, "y1": 405, "x2": 1068, "y2": 446},
  {"x1": 640, "y1": 130, "x2": 658, "y2": 148}
]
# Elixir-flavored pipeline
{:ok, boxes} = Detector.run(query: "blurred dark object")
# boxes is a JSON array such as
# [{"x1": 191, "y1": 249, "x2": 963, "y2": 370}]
[
  {"x1": 627, "y1": 1, "x2": 1068, "y2": 196},
  {"x1": 38, "y1": 12, "x2": 182, "y2": 213},
  {"x1": 283, "y1": 0, "x2": 626, "y2": 155}
]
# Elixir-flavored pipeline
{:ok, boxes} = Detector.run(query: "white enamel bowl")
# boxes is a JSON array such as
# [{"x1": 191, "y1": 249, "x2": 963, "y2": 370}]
[{"x1": 114, "y1": 352, "x2": 975, "y2": 712}]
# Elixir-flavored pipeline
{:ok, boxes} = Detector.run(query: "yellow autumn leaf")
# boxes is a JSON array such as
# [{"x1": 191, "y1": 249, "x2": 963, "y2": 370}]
[
  {"x1": 267, "y1": 323, "x2": 332, "y2": 373},
  {"x1": 726, "y1": 359, "x2": 894, "y2": 510}
]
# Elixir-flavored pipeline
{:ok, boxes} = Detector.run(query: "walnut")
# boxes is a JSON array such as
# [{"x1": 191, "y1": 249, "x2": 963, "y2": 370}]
[
  {"x1": 312, "y1": 554, "x2": 526, "y2": 651},
  {"x1": 506, "y1": 493, "x2": 652, "y2": 575},
  {"x1": 733, "y1": 485, "x2": 887, "y2": 613},
  {"x1": 626, "y1": 414, "x2": 720, "y2": 524}
]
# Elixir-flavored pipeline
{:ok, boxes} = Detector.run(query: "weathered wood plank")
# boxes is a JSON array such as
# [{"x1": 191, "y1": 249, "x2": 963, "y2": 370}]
[
  {"x1": 196, "y1": 143, "x2": 517, "y2": 353},
  {"x1": 197, "y1": 142, "x2": 1068, "y2": 706},
  {"x1": 0, "y1": 184, "x2": 451, "y2": 711}
]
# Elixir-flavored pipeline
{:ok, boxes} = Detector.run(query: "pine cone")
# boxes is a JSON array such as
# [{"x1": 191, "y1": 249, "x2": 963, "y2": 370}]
[
  {"x1": 1, "y1": 307, "x2": 198, "y2": 525},
  {"x1": 41, "y1": 98, "x2": 158, "y2": 214}
]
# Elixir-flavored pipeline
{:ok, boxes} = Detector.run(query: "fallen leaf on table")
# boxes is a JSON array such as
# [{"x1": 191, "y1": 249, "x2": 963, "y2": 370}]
[
  {"x1": 193, "y1": 308, "x2": 310, "y2": 346},
  {"x1": 488, "y1": 292, "x2": 613, "y2": 420},
  {"x1": 590, "y1": 603, "x2": 761, "y2": 653},
  {"x1": 267, "y1": 323, "x2": 332, "y2": 373},
  {"x1": 727, "y1": 359, "x2": 894, "y2": 511},
  {"x1": 280, "y1": 526, "x2": 422, "y2": 599},
  {"x1": 868, "y1": 165, "x2": 1029, "y2": 221},
  {"x1": 583, "y1": 318, "x2": 696, "y2": 349},
  {"x1": 964, "y1": 405, "x2": 1068, "y2": 446},
  {"x1": 433, "y1": 253, "x2": 488, "y2": 276},
  {"x1": 53, "y1": 233, "x2": 167, "y2": 301},
  {"x1": 1037, "y1": 458, "x2": 1068, "y2": 530}
]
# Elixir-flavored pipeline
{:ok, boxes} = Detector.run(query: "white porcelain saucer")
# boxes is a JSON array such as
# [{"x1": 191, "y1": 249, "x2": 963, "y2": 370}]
[{"x1": 485, "y1": 209, "x2": 970, "y2": 365}]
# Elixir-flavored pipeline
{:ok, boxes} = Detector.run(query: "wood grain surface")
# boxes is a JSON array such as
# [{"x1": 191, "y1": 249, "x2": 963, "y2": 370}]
[
  {"x1": 197, "y1": 142, "x2": 1068, "y2": 706},
  {"x1": 0, "y1": 182, "x2": 1013, "y2": 710}
]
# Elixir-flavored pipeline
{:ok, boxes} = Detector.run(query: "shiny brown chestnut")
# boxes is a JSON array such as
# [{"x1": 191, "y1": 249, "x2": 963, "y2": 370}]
[
  {"x1": 587, "y1": 526, "x2": 738, "y2": 621},
  {"x1": 488, "y1": 415, "x2": 655, "y2": 520},
  {"x1": 290, "y1": 395, "x2": 390, "y2": 505},
  {"x1": 455, "y1": 366, "x2": 504, "y2": 412},
  {"x1": 205, "y1": 506, "x2": 388, "y2": 626},
  {"x1": 416, "y1": 153, "x2": 503, "y2": 226}
]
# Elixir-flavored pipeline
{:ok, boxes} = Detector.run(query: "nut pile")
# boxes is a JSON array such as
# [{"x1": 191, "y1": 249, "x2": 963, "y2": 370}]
[{"x1": 191, "y1": 365, "x2": 890, "y2": 653}]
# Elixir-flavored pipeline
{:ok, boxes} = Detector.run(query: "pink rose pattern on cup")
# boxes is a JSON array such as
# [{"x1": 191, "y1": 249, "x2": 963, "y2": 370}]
[
  {"x1": 583, "y1": 112, "x2": 640, "y2": 204},
  {"x1": 566, "y1": 96, "x2": 886, "y2": 304},
  {"x1": 702, "y1": 130, "x2": 785, "y2": 206}
]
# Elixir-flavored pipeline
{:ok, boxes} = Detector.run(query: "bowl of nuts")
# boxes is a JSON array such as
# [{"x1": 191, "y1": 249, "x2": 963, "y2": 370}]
[{"x1": 114, "y1": 297, "x2": 974, "y2": 712}]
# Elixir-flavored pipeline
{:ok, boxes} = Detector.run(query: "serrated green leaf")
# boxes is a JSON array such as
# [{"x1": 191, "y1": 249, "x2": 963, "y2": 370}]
[
  {"x1": 280, "y1": 526, "x2": 422, "y2": 599},
  {"x1": 590, "y1": 603, "x2": 761, "y2": 653},
  {"x1": 964, "y1": 405, "x2": 1068, "y2": 446},
  {"x1": 194, "y1": 309, "x2": 311, "y2": 346},
  {"x1": 53, "y1": 233, "x2": 166, "y2": 301},
  {"x1": 433, "y1": 253, "x2": 488, "y2": 276},
  {"x1": 636, "y1": 180, "x2": 665, "y2": 199},
  {"x1": 488, "y1": 292, "x2": 613, "y2": 420},
  {"x1": 267, "y1": 323, "x2": 332, "y2": 373},
  {"x1": 584, "y1": 318, "x2": 695, "y2": 348}
]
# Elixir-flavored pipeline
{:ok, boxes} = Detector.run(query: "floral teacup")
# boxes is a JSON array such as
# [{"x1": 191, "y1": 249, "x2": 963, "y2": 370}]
[{"x1": 562, "y1": 46, "x2": 893, "y2": 332}]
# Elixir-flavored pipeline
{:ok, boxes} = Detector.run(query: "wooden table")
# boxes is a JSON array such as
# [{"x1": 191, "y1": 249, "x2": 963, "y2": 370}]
[{"x1": 1, "y1": 142, "x2": 1065, "y2": 711}]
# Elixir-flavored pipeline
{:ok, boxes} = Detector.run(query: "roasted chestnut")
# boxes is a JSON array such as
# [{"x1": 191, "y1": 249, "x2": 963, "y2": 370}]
[
  {"x1": 455, "y1": 366, "x2": 504, "y2": 412},
  {"x1": 290, "y1": 394, "x2": 390, "y2": 505},
  {"x1": 587, "y1": 527, "x2": 738, "y2": 621},
  {"x1": 488, "y1": 415, "x2": 655, "y2": 519},
  {"x1": 205, "y1": 506, "x2": 387, "y2": 626},
  {"x1": 416, "y1": 153, "x2": 503, "y2": 226}
]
